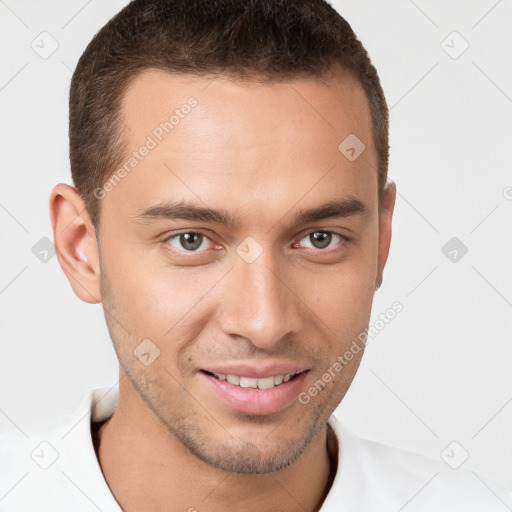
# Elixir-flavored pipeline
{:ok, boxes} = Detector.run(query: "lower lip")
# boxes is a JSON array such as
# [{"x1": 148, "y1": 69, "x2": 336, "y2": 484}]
[{"x1": 199, "y1": 371, "x2": 309, "y2": 416}]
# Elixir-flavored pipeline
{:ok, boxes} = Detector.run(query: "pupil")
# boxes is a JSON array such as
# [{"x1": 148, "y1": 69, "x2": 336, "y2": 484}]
[
  {"x1": 181, "y1": 233, "x2": 202, "y2": 250},
  {"x1": 311, "y1": 231, "x2": 331, "y2": 249}
]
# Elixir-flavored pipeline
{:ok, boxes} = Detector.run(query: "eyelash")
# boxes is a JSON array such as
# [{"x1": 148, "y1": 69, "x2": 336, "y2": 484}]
[{"x1": 162, "y1": 229, "x2": 350, "y2": 256}]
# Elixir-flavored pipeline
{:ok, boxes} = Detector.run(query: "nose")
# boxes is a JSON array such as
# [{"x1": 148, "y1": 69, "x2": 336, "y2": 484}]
[{"x1": 218, "y1": 251, "x2": 304, "y2": 350}]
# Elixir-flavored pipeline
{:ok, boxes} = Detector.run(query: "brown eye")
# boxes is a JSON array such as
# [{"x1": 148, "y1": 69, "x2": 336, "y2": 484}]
[
  {"x1": 299, "y1": 231, "x2": 345, "y2": 250},
  {"x1": 309, "y1": 232, "x2": 332, "y2": 249},
  {"x1": 167, "y1": 232, "x2": 210, "y2": 252}
]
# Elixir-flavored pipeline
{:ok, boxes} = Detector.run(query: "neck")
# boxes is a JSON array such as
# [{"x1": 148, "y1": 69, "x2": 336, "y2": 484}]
[{"x1": 93, "y1": 378, "x2": 338, "y2": 512}]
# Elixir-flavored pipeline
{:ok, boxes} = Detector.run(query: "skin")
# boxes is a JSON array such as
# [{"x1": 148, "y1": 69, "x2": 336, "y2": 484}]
[{"x1": 50, "y1": 66, "x2": 396, "y2": 511}]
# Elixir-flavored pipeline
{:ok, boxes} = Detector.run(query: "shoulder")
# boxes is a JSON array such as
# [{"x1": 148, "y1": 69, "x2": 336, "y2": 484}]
[
  {"x1": 322, "y1": 414, "x2": 512, "y2": 512},
  {"x1": 0, "y1": 388, "x2": 121, "y2": 512}
]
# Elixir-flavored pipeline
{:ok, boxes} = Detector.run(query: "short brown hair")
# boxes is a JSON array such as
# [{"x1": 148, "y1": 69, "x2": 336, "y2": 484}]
[{"x1": 70, "y1": 0, "x2": 389, "y2": 229}]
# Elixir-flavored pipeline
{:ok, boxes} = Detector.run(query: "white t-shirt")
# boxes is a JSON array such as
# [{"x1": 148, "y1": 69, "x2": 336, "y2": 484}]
[{"x1": 1, "y1": 386, "x2": 510, "y2": 511}]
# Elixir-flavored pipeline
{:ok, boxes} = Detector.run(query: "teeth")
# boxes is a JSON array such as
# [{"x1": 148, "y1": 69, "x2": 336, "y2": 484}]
[
  {"x1": 226, "y1": 374, "x2": 240, "y2": 385},
  {"x1": 257, "y1": 376, "x2": 275, "y2": 389},
  {"x1": 239, "y1": 377, "x2": 258, "y2": 388},
  {"x1": 212, "y1": 372, "x2": 299, "y2": 389}
]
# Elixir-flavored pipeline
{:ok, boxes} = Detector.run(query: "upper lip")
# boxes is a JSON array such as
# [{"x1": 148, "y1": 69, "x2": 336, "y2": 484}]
[{"x1": 200, "y1": 363, "x2": 311, "y2": 379}]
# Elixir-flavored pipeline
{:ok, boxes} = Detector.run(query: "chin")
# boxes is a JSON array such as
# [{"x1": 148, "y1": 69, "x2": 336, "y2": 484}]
[
  {"x1": 169, "y1": 414, "x2": 322, "y2": 474},
  {"x1": 188, "y1": 436, "x2": 306, "y2": 474}
]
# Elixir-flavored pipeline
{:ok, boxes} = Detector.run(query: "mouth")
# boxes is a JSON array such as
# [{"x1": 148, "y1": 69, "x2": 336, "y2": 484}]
[
  {"x1": 200, "y1": 370, "x2": 304, "y2": 389},
  {"x1": 198, "y1": 368, "x2": 310, "y2": 416}
]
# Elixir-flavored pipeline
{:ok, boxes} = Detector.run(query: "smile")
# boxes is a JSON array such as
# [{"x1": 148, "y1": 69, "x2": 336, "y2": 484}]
[
  {"x1": 203, "y1": 370, "x2": 302, "y2": 389},
  {"x1": 199, "y1": 369, "x2": 310, "y2": 416}
]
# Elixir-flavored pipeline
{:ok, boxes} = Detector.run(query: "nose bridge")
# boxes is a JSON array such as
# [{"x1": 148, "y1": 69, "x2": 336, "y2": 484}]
[{"x1": 219, "y1": 248, "x2": 303, "y2": 348}]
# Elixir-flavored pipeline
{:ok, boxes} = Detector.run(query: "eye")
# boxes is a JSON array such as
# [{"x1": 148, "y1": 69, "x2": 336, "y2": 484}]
[
  {"x1": 166, "y1": 232, "x2": 213, "y2": 252},
  {"x1": 296, "y1": 231, "x2": 348, "y2": 250}
]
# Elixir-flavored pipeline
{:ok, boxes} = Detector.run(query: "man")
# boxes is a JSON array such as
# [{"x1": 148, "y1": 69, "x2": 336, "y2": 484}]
[{"x1": 1, "y1": 0, "x2": 510, "y2": 510}]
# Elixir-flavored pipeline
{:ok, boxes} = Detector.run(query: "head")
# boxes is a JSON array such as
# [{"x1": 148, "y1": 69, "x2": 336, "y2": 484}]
[{"x1": 51, "y1": 0, "x2": 396, "y2": 474}]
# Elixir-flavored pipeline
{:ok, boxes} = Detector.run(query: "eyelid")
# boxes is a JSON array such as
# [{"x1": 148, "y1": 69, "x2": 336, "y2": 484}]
[{"x1": 298, "y1": 227, "x2": 350, "y2": 239}]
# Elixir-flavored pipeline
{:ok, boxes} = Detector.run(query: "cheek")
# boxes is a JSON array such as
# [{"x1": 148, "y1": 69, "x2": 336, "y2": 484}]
[
  {"x1": 299, "y1": 240, "x2": 378, "y2": 339},
  {"x1": 102, "y1": 244, "x2": 223, "y2": 341}
]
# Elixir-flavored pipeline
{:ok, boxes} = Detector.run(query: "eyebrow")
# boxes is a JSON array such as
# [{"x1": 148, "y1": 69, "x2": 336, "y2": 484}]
[{"x1": 134, "y1": 197, "x2": 369, "y2": 229}]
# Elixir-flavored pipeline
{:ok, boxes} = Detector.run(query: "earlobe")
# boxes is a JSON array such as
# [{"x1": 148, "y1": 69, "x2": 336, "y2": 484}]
[
  {"x1": 375, "y1": 179, "x2": 397, "y2": 291},
  {"x1": 49, "y1": 183, "x2": 102, "y2": 304}
]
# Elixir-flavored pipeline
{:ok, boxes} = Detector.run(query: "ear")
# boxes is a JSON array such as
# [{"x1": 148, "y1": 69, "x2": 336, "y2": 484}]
[
  {"x1": 375, "y1": 179, "x2": 397, "y2": 291},
  {"x1": 49, "y1": 183, "x2": 102, "y2": 304}
]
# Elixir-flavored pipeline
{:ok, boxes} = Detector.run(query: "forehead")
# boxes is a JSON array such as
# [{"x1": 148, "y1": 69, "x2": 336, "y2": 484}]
[
  {"x1": 101, "y1": 67, "x2": 377, "y2": 229},
  {"x1": 121, "y1": 67, "x2": 373, "y2": 149}
]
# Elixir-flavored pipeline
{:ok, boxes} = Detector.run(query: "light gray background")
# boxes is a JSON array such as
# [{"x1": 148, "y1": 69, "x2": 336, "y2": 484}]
[{"x1": 1, "y1": 0, "x2": 511, "y2": 489}]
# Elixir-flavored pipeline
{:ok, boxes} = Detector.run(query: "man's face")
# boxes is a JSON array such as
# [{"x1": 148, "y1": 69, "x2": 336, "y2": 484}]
[{"x1": 96, "y1": 68, "x2": 390, "y2": 473}]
